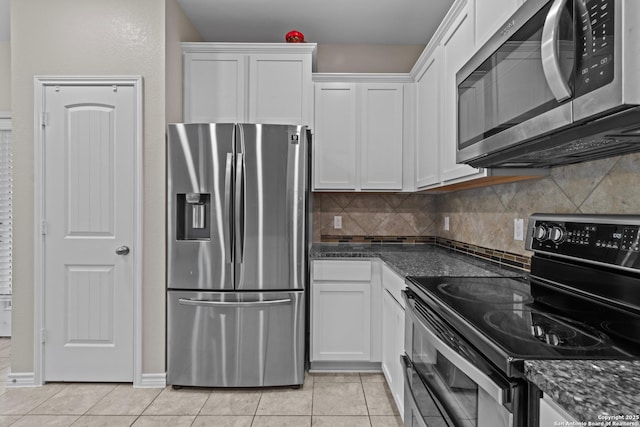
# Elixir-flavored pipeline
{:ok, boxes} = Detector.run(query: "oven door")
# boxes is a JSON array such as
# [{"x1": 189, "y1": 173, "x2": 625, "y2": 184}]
[
  {"x1": 456, "y1": 0, "x2": 575, "y2": 164},
  {"x1": 403, "y1": 290, "x2": 519, "y2": 427}
]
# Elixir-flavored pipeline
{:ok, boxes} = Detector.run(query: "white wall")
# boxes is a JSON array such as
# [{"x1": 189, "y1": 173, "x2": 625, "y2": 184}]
[
  {"x1": 166, "y1": 0, "x2": 202, "y2": 124},
  {"x1": 11, "y1": 0, "x2": 166, "y2": 375},
  {"x1": 317, "y1": 44, "x2": 424, "y2": 73},
  {"x1": 0, "y1": 41, "x2": 9, "y2": 110}
]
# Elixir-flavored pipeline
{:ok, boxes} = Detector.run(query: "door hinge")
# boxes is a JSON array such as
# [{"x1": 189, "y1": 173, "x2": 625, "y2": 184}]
[
  {"x1": 41, "y1": 220, "x2": 48, "y2": 236},
  {"x1": 41, "y1": 328, "x2": 47, "y2": 344},
  {"x1": 40, "y1": 112, "x2": 49, "y2": 127}
]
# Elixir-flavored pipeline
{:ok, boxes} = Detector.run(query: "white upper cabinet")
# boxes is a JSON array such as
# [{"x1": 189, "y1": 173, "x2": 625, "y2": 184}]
[
  {"x1": 183, "y1": 43, "x2": 316, "y2": 125},
  {"x1": 184, "y1": 52, "x2": 245, "y2": 123},
  {"x1": 313, "y1": 82, "x2": 358, "y2": 190},
  {"x1": 249, "y1": 54, "x2": 312, "y2": 125},
  {"x1": 475, "y1": 0, "x2": 525, "y2": 46},
  {"x1": 414, "y1": 48, "x2": 442, "y2": 189},
  {"x1": 313, "y1": 76, "x2": 407, "y2": 192},
  {"x1": 359, "y1": 83, "x2": 404, "y2": 190},
  {"x1": 440, "y1": 0, "x2": 483, "y2": 182}
]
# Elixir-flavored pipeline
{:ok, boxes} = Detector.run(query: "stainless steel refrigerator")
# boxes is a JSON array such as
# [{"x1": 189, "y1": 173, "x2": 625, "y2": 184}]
[{"x1": 166, "y1": 123, "x2": 309, "y2": 388}]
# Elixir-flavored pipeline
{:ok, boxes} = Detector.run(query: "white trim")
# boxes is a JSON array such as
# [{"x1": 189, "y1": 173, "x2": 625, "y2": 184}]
[
  {"x1": 33, "y1": 76, "x2": 144, "y2": 387},
  {"x1": 136, "y1": 373, "x2": 167, "y2": 389},
  {"x1": 6, "y1": 372, "x2": 37, "y2": 388},
  {"x1": 182, "y1": 42, "x2": 317, "y2": 55},
  {"x1": 410, "y1": 0, "x2": 468, "y2": 79}
]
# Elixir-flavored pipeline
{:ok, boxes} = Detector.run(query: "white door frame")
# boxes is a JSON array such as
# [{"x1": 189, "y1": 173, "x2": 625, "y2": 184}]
[{"x1": 33, "y1": 76, "x2": 143, "y2": 386}]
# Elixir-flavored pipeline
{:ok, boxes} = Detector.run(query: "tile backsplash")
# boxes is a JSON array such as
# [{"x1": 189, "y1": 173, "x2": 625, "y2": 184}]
[{"x1": 313, "y1": 152, "x2": 640, "y2": 258}]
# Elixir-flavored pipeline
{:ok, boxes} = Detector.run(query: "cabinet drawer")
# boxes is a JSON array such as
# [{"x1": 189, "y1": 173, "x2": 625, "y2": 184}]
[
  {"x1": 312, "y1": 260, "x2": 372, "y2": 281},
  {"x1": 382, "y1": 264, "x2": 406, "y2": 308}
]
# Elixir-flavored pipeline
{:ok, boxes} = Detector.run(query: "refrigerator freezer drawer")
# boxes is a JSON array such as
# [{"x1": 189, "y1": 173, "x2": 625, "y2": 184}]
[{"x1": 167, "y1": 290, "x2": 305, "y2": 387}]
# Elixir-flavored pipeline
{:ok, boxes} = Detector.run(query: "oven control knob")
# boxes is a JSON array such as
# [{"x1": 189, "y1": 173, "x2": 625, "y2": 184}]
[
  {"x1": 534, "y1": 225, "x2": 549, "y2": 241},
  {"x1": 532, "y1": 324, "x2": 545, "y2": 339},
  {"x1": 545, "y1": 333, "x2": 561, "y2": 346},
  {"x1": 549, "y1": 226, "x2": 566, "y2": 244}
]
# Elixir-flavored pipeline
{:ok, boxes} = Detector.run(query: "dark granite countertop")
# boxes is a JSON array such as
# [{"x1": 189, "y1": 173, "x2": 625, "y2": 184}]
[
  {"x1": 310, "y1": 243, "x2": 640, "y2": 421},
  {"x1": 525, "y1": 360, "x2": 640, "y2": 422},
  {"x1": 309, "y1": 243, "x2": 525, "y2": 278}
]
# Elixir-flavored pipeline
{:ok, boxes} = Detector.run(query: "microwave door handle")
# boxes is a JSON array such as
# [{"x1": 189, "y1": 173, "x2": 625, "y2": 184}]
[{"x1": 541, "y1": 0, "x2": 572, "y2": 102}]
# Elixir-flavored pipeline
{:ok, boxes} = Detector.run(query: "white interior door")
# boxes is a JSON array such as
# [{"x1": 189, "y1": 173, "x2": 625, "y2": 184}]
[{"x1": 42, "y1": 83, "x2": 136, "y2": 382}]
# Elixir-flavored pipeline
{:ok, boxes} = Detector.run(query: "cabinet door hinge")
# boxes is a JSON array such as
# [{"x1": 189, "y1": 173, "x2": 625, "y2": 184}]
[
  {"x1": 40, "y1": 112, "x2": 49, "y2": 127},
  {"x1": 41, "y1": 220, "x2": 48, "y2": 236},
  {"x1": 41, "y1": 328, "x2": 47, "y2": 344}
]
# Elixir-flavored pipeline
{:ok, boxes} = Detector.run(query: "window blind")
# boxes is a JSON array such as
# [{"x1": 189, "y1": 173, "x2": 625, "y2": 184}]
[{"x1": 0, "y1": 115, "x2": 12, "y2": 296}]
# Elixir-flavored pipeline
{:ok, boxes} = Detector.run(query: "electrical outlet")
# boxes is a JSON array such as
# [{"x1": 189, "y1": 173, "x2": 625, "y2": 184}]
[
  {"x1": 334, "y1": 215, "x2": 342, "y2": 229},
  {"x1": 514, "y1": 218, "x2": 524, "y2": 241},
  {"x1": 444, "y1": 216, "x2": 450, "y2": 231}
]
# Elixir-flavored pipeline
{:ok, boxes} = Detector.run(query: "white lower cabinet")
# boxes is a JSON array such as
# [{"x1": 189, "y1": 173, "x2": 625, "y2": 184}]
[
  {"x1": 312, "y1": 282, "x2": 372, "y2": 361},
  {"x1": 539, "y1": 395, "x2": 578, "y2": 426},
  {"x1": 311, "y1": 259, "x2": 404, "y2": 417},
  {"x1": 381, "y1": 264, "x2": 405, "y2": 418},
  {"x1": 311, "y1": 260, "x2": 373, "y2": 362}
]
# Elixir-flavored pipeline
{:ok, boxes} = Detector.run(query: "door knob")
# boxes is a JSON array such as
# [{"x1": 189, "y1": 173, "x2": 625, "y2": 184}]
[{"x1": 115, "y1": 246, "x2": 130, "y2": 255}]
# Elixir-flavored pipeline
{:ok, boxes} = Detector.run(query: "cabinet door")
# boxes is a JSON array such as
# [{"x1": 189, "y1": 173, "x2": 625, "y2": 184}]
[
  {"x1": 312, "y1": 282, "x2": 371, "y2": 361},
  {"x1": 313, "y1": 83, "x2": 358, "y2": 190},
  {"x1": 183, "y1": 52, "x2": 246, "y2": 123},
  {"x1": 440, "y1": 1, "x2": 482, "y2": 182},
  {"x1": 539, "y1": 396, "x2": 578, "y2": 425},
  {"x1": 249, "y1": 54, "x2": 312, "y2": 125},
  {"x1": 359, "y1": 84, "x2": 404, "y2": 190},
  {"x1": 382, "y1": 289, "x2": 405, "y2": 415},
  {"x1": 415, "y1": 49, "x2": 442, "y2": 188}
]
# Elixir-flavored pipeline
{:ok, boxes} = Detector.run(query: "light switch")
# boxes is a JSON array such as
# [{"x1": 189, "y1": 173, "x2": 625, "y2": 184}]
[{"x1": 444, "y1": 216, "x2": 450, "y2": 231}]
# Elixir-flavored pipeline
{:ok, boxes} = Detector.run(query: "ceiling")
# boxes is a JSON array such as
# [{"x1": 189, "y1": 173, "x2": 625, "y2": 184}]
[
  {"x1": 0, "y1": 0, "x2": 456, "y2": 45},
  {"x1": 176, "y1": 0, "x2": 455, "y2": 45}
]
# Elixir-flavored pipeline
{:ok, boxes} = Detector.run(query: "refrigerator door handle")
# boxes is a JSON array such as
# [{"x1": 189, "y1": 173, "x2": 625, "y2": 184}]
[
  {"x1": 224, "y1": 153, "x2": 233, "y2": 263},
  {"x1": 235, "y1": 153, "x2": 244, "y2": 263},
  {"x1": 178, "y1": 298, "x2": 292, "y2": 308}
]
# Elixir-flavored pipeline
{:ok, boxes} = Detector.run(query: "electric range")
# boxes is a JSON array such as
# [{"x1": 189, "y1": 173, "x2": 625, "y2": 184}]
[{"x1": 402, "y1": 214, "x2": 640, "y2": 427}]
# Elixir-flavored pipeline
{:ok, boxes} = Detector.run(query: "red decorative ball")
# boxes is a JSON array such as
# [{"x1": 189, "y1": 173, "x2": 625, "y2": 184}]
[{"x1": 285, "y1": 30, "x2": 305, "y2": 43}]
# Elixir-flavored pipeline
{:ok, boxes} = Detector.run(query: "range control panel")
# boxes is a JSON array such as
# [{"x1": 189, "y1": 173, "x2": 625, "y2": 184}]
[{"x1": 526, "y1": 214, "x2": 640, "y2": 270}]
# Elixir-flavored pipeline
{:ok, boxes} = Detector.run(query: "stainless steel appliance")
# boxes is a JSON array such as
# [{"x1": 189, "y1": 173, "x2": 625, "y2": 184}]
[
  {"x1": 403, "y1": 214, "x2": 640, "y2": 426},
  {"x1": 456, "y1": 0, "x2": 640, "y2": 168},
  {"x1": 166, "y1": 123, "x2": 310, "y2": 388}
]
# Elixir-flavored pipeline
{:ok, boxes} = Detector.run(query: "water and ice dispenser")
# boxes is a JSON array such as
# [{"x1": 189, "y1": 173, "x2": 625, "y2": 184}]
[{"x1": 176, "y1": 192, "x2": 211, "y2": 240}]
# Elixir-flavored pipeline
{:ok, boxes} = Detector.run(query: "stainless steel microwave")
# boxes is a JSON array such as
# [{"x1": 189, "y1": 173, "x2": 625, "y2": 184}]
[{"x1": 456, "y1": 0, "x2": 640, "y2": 168}]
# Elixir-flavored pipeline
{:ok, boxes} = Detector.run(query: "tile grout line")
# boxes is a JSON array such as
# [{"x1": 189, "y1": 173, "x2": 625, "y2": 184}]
[
  {"x1": 358, "y1": 373, "x2": 374, "y2": 427},
  {"x1": 310, "y1": 374, "x2": 314, "y2": 426}
]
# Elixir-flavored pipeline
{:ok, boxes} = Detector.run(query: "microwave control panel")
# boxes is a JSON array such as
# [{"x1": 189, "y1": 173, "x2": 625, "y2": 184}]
[{"x1": 575, "y1": 0, "x2": 615, "y2": 98}]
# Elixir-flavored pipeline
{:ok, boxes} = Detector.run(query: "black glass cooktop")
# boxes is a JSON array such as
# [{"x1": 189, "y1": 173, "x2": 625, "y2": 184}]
[{"x1": 406, "y1": 275, "x2": 640, "y2": 369}]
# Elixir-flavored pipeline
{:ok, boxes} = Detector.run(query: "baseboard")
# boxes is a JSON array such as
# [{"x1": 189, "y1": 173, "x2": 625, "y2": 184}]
[
  {"x1": 6, "y1": 372, "x2": 37, "y2": 388},
  {"x1": 309, "y1": 361, "x2": 382, "y2": 372},
  {"x1": 136, "y1": 372, "x2": 166, "y2": 388}
]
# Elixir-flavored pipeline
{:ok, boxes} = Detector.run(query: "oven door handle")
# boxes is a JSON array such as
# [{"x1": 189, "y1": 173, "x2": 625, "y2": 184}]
[
  {"x1": 401, "y1": 355, "x2": 430, "y2": 427},
  {"x1": 407, "y1": 299, "x2": 510, "y2": 406}
]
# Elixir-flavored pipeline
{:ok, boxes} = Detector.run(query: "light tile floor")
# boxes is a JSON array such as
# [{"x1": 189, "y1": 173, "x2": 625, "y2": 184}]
[{"x1": 0, "y1": 339, "x2": 402, "y2": 426}]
